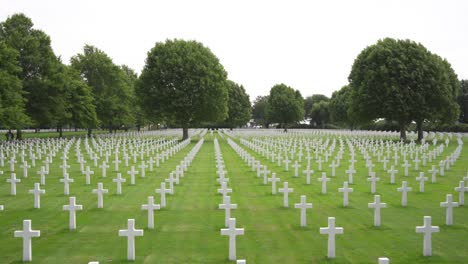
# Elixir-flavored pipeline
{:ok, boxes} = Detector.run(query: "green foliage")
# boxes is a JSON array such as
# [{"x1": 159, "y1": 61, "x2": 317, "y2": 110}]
[
  {"x1": 137, "y1": 39, "x2": 228, "y2": 138},
  {"x1": 0, "y1": 41, "x2": 30, "y2": 129},
  {"x1": 329, "y1": 85, "x2": 353, "y2": 127},
  {"x1": 71, "y1": 45, "x2": 134, "y2": 131},
  {"x1": 459, "y1": 80, "x2": 468, "y2": 123},
  {"x1": 310, "y1": 100, "x2": 330, "y2": 127},
  {"x1": 0, "y1": 13, "x2": 63, "y2": 128},
  {"x1": 252, "y1": 95, "x2": 269, "y2": 127},
  {"x1": 304, "y1": 94, "x2": 329, "y2": 119},
  {"x1": 223, "y1": 80, "x2": 251, "y2": 128},
  {"x1": 348, "y1": 38, "x2": 460, "y2": 140},
  {"x1": 267, "y1": 83, "x2": 304, "y2": 127}
]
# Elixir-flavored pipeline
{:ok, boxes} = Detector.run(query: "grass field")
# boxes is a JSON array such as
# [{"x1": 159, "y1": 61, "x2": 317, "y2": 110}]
[{"x1": 0, "y1": 131, "x2": 467, "y2": 263}]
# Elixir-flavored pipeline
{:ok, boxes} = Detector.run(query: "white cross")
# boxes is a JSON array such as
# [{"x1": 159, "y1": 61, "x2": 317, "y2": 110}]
[
  {"x1": 141, "y1": 196, "x2": 160, "y2": 229},
  {"x1": 155, "y1": 182, "x2": 172, "y2": 208},
  {"x1": 319, "y1": 217, "x2": 344, "y2": 258},
  {"x1": 148, "y1": 157, "x2": 155, "y2": 171},
  {"x1": 402, "y1": 160, "x2": 411, "y2": 176},
  {"x1": 318, "y1": 172, "x2": 331, "y2": 194},
  {"x1": 338, "y1": 181, "x2": 353, "y2": 207},
  {"x1": 293, "y1": 161, "x2": 301, "y2": 177},
  {"x1": 7, "y1": 173, "x2": 21, "y2": 195},
  {"x1": 268, "y1": 173, "x2": 281, "y2": 194},
  {"x1": 20, "y1": 161, "x2": 30, "y2": 178},
  {"x1": 284, "y1": 157, "x2": 291, "y2": 171},
  {"x1": 387, "y1": 165, "x2": 398, "y2": 184},
  {"x1": 119, "y1": 219, "x2": 144, "y2": 261},
  {"x1": 345, "y1": 166, "x2": 356, "y2": 184},
  {"x1": 378, "y1": 257, "x2": 390, "y2": 264},
  {"x1": 14, "y1": 219, "x2": 41, "y2": 262},
  {"x1": 397, "y1": 181, "x2": 412, "y2": 207},
  {"x1": 220, "y1": 218, "x2": 245, "y2": 261},
  {"x1": 414, "y1": 156, "x2": 420, "y2": 170},
  {"x1": 439, "y1": 160, "x2": 445, "y2": 176},
  {"x1": 112, "y1": 173, "x2": 126, "y2": 195},
  {"x1": 367, "y1": 172, "x2": 380, "y2": 194},
  {"x1": 368, "y1": 195, "x2": 387, "y2": 227},
  {"x1": 294, "y1": 195, "x2": 312, "y2": 227},
  {"x1": 60, "y1": 173, "x2": 74, "y2": 195},
  {"x1": 219, "y1": 195, "x2": 238, "y2": 227},
  {"x1": 428, "y1": 165, "x2": 438, "y2": 183},
  {"x1": 278, "y1": 181, "x2": 294, "y2": 207},
  {"x1": 99, "y1": 162, "x2": 109, "y2": 177},
  {"x1": 63, "y1": 196, "x2": 83, "y2": 230},
  {"x1": 127, "y1": 166, "x2": 139, "y2": 185},
  {"x1": 454, "y1": 181, "x2": 468, "y2": 205},
  {"x1": 37, "y1": 166, "x2": 48, "y2": 185},
  {"x1": 416, "y1": 172, "x2": 428, "y2": 192},
  {"x1": 262, "y1": 166, "x2": 270, "y2": 185},
  {"x1": 440, "y1": 194, "x2": 458, "y2": 225},
  {"x1": 113, "y1": 155, "x2": 121, "y2": 171},
  {"x1": 317, "y1": 157, "x2": 323, "y2": 171},
  {"x1": 165, "y1": 172, "x2": 178, "y2": 194},
  {"x1": 92, "y1": 182, "x2": 108, "y2": 208},
  {"x1": 381, "y1": 156, "x2": 389, "y2": 171},
  {"x1": 329, "y1": 160, "x2": 338, "y2": 177},
  {"x1": 415, "y1": 216, "x2": 439, "y2": 256},
  {"x1": 303, "y1": 167, "x2": 314, "y2": 185},
  {"x1": 218, "y1": 181, "x2": 232, "y2": 198},
  {"x1": 28, "y1": 183, "x2": 45, "y2": 209},
  {"x1": 138, "y1": 161, "x2": 147, "y2": 178},
  {"x1": 83, "y1": 166, "x2": 94, "y2": 185}
]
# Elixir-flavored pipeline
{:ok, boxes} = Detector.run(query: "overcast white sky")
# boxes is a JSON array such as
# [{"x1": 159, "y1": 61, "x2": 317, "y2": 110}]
[{"x1": 1, "y1": 0, "x2": 467, "y2": 100}]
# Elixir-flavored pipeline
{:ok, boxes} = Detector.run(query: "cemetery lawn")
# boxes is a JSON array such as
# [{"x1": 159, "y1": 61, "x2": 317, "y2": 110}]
[{"x1": 0, "y1": 134, "x2": 467, "y2": 263}]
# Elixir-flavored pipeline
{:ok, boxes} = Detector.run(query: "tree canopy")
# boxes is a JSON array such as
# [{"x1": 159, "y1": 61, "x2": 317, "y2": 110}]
[
  {"x1": 137, "y1": 39, "x2": 229, "y2": 139},
  {"x1": 223, "y1": 80, "x2": 251, "y2": 128},
  {"x1": 329, "y1": 85, "x2": 353, "y2": 127},
  {"x1": 348, "y1": 38, "x2": 460, "y2": 140},
  {"x1": 252, "y1": 95, "x2": 269, "y2": 128},
  {"x1": 71, "y1": 45, "x2": 134, "y2": 132},
  {"x1": 304, "y1": 94, "x2": 329, "y2": 119},
  {"x1": 459, "y1": 80, "x2": 468, "y2": 123},
  {"x1": 267, "y1": 83, "x2": 304, "y2": 130}
]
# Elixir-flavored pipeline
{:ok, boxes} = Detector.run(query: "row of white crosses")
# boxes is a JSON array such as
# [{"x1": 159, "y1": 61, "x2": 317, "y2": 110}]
[
  {"x1": 229, "y1": 130, "x2": 467, "y2": 259},
  {"x1": 5, "y1": 131, "x2": 203, "y2": 262},
  {"x1": 216, "y1": 138, "x2": 246, "y2": 262}
]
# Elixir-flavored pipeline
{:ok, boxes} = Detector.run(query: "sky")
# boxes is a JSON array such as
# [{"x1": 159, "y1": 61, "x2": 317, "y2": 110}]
[{"x1": 1, "y1": 0, "x2": 467, "y2": 100}]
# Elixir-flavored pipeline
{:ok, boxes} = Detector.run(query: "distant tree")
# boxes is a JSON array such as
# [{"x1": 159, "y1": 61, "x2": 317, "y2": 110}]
[
  {"x1": 121, "y1": 65, "x2": 147, "y2": 131},
  {"x1": 329, "y1": 85, "x2": 353, "y2": 127},
  {"x1": 349, "y1": 38, "x2": 460, "y2": 141},
  {"x1": 0, "y1": 41, "x2": 30, "y2": 130},
  {"x1": 267, "y1": 84, "x2": 304, "y2": 131},
  {"x1": 223, "y1": 80, "x2": 251, "y2": 128},
  {"x1": 304, "y1": 94, "x2": 329, "y2": 119},
  {"x1": 137, "y1": 39, "x2": 228, "y2": 139},
  {"x1": 458, "y1": 80, "x2": 468, "y2": 123},
  {"x1": 71, "y1": 45, "x2": 134, "y2": 133},
  {"x1": 252, "y1": 95, "x2": 269, "y2": 128},
  {"x1": 0, "y1": 13, "x2": 63, "y2": 138},
  {"x1": 310, "y1": 101, "x2": 330, "y2": 128}
]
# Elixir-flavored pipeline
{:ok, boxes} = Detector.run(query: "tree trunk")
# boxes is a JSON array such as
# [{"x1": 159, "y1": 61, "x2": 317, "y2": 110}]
[
  {"x1": 283, "y1": 124, "x2": 288, "y2": 133},
  {"x1": 108, "y1": 123, "x2": 112, "y2": 133},
  {"x1": 416, "y1": 120, "x2": 424, "y2": 142},
  {"x1": 399, "y1": 125, "x2": 407, "y2": 142},
  {"x1": 137, "y1": 124, "x2": 141, "y2": 132},
  {"x1": 182, "y1": 126, "x2": 189, "y2": 140},
  {"x1": 16, "y1": 129, "x2": 22, "y2": 140},
  {"x1": 58, "y1": 126, "x2": 63, "y2": 138},
  {"x1": 87, "y1": 128, "x2": 92, "y2": 137}
]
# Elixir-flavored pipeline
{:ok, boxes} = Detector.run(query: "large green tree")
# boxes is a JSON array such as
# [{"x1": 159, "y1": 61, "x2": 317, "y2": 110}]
[
  {"x1": 304, "y1": 94, "x2": 329, "y2": 119},
  {"x1": 267, "y1": 83, "x2": 304, "y2": 131},
  {"x1": 310, "y1": 100, "x2": 330, "y2": 128},
  {"x1": 71, "y1": 45, "x2": 134, "y2": 133},
  {"x1": 137, "y1": 39, "x2": 228, "y2": 139},
  {"x1": 223, "y1": 80, "x2": 251, "y2": 128},
  {"x1": 458, "y1": 80, "x2": 468, "y2": 123},
  {"x1": 0, "y1": 13, "x2": 63, "y2": 138},
  {"x1": 0, "y1": 41, "x2": 30, "y2": 130},
  {"x1": 349, "y1": 38, "x2": 460, "y2": 141},
  {"x1": 329, "y1": 85, "x2": 353, "y2": 127},
  {"x1": 252, "y1": 95, "x2": 269, "y2": 128}
]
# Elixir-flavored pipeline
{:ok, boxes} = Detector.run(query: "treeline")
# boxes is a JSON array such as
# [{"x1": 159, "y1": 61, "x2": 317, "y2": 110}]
[
  {"x1": 0, "y1": 14, "x2": 252, "y2": 139},
  {"x1": 251, "y1": 39, "x2": 468, "y2": 140}
]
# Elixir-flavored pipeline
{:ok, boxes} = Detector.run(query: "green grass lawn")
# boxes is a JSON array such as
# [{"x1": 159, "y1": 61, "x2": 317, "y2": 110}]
[{"x1": 0, "y1": 132, "x2": 467, "y2": 263}]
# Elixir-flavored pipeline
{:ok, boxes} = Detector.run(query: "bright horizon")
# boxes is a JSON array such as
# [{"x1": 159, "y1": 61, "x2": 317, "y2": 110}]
[{"x1": 1, "y1": 0, "x2": 467, "y2": 100}]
